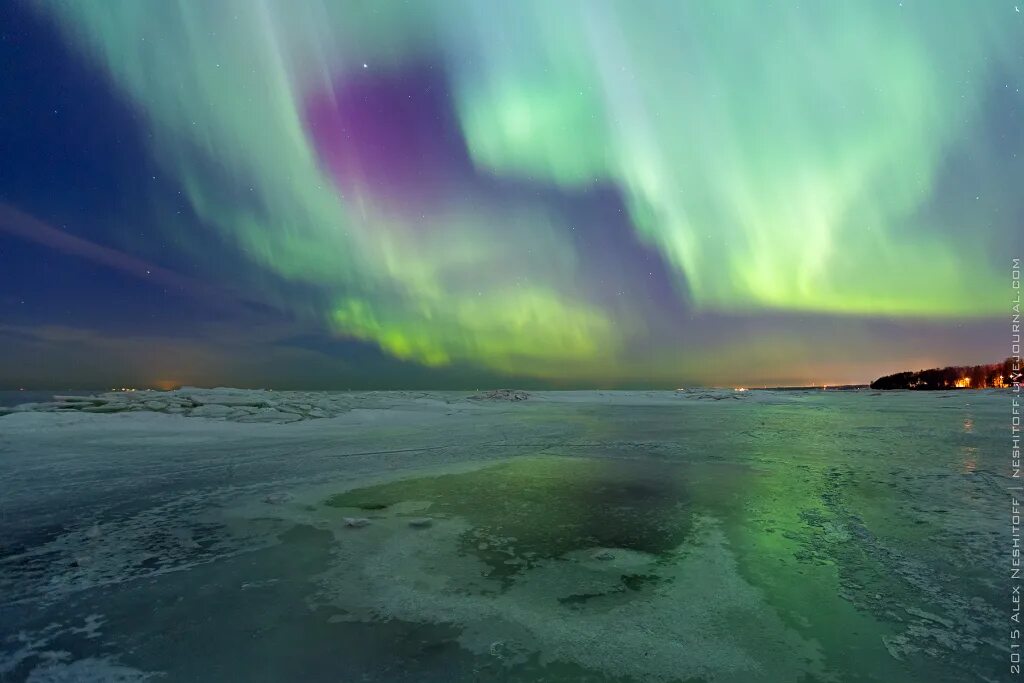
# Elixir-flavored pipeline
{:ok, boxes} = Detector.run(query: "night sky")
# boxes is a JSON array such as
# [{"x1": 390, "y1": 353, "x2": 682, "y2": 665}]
[{"x1": 1, "y1": 1, "x2": 1021, "y2": 390}]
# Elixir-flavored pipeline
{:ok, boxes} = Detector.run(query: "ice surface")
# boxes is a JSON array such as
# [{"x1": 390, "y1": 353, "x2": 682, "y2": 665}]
[{"x1": 0, "y1": 389, "x2": 1011, "y2": 681}]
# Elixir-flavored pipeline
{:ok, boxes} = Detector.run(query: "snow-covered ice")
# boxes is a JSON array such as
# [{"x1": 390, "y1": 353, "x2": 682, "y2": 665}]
[{"x1": 0, "y1": 389, "x2": 1011, "y2": 681}]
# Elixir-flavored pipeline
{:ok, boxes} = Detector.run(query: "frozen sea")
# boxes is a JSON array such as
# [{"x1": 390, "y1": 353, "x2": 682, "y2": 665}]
[{"x1": 0, "y1": 389, "x2": 1013, "y2": 682}]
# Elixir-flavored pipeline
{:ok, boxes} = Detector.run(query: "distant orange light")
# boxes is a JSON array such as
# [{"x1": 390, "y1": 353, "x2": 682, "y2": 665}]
[{"x1": 954, "y1": 377, "x2": 971, "y2": 388}]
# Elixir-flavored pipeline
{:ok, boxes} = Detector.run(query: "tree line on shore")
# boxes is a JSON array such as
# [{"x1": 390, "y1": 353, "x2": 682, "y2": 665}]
[{"x1": 870, "y1": 358, "x2": 1017, "y2": 390}]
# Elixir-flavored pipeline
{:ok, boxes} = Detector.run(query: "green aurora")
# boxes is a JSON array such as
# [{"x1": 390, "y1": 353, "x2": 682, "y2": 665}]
[{"x1": 28, "y1": 0, "x2": 1023, "y2": 383}]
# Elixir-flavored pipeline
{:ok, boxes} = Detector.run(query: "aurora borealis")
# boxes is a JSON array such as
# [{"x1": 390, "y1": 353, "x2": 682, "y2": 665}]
[{"x1": 1, "y1": 0, "x2": 1021, "y2": 388}]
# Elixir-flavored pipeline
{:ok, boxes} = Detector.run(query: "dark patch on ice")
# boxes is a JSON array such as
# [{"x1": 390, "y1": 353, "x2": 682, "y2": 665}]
[
  {"x1": 558, "y1": 573, "x2": 665, "y2": 608},
  {"x1": 558, "y1": 590, "x2": 615, "y2": 606},
  {"x1": 620, "y1": 573, "x2": 662, "y2": 591},
  {"x1": 326, "y1": 456, "x2": 693, "y2": 586}
]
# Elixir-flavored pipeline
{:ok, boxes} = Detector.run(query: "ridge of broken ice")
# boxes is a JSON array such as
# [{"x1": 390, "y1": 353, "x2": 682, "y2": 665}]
[
  {"x1": 1, "y1": 388, "x2": 540, "y2": 423},
  {"x1": 0, "y1": 386, "x2": 774, "y2": 424},
  {"x1": 0, "y1": 388, "x2": 433, "y2": 423},
  {"x1": 0, "y1": 386, "x2": 767, "y2": 423}
]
